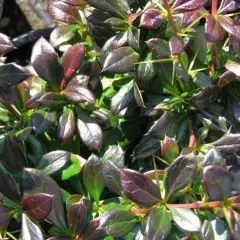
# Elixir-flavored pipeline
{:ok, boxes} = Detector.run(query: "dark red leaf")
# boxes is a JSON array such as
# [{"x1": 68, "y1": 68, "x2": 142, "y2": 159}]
[
  {"x1": 146, "y1": 38, "x2": 170, "y2": 58},
  {"x1": 218, "y1": 71, "x2": 236, "y2": 87},
  {"x1": 205, "y1": 15, "x2": 224, "y2": 42},
  {"x1": 181, "y1": 11, "x2": 200, "y2": 28},
  {"x1": 67, "y1": 197, "x2": 91, "y2": 235},
  {"x1": 140, "y1": 9, "x2": 164, "y2": 29},
  {"x1": 0, "y1": 33, "x2": 15, "y2": 55},
  {"x1": 47, "y1": 1, "x2": 81, "y2": 24},
  {"x1": 120, "y1": 168, "x2": 161, "y2": 206},
  {"x1": 169, "y1": 36, "x2": 184, "y2": 55},
  {"x1": 23, "y1": 193, "x2": 53, "y2": 221},
  {"x1": 67, "y1": 75, "x2": 89, "y2": 89},
  {"x1": 62, "y1": 43, "x2": 85, "y2": 80}
]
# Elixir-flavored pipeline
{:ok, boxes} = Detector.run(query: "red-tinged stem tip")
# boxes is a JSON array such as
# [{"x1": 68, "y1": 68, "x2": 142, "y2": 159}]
[
  {"x1": 188, "y1": 120, "x2": 197, "y2": 148},
  {"x1": 212, "y1": 0, "x2": 218, "y2": 15},
  {"x1": 60, "y1": 78, "x2": 67, "y2": 92}
]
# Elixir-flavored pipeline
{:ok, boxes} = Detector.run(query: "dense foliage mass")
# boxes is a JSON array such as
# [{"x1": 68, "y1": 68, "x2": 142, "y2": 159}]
[{"x1": 1, "y1": 0, "x2": 240, "y2": 239}]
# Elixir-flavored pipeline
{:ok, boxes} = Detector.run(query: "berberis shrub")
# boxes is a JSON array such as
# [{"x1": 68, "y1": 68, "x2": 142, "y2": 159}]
[{"x1": 1, "y1": 0, "x2": 240, "y2": 239}]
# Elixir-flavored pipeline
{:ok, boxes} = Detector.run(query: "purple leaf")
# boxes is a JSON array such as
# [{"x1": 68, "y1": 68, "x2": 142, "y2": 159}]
[
  {"x1": 22, "y1": 193, "x2": 53, "y2": 221},
  {"x1": 165, "y1": 155, "x2": 197, "y2": 200},
  {"x1": 36, "y1": 92, "x2": 67, "y2": 108},
  {"x1": 67, "y1": 75, "x2": 89, "y2": 88},
  {"x1": 232, "y1": 101, "x2": 240, "y2": 124},
  {"x1": 140, "y1": 9, "x2": 164, "y2": 29},
  {"x1": 120, "y1": 168, "x2": 161, "y2": 206},
  {"x1": 146, "y1": 38, "x2": 170, "y2": 58},
  {"x1": 31, "y1": 37, "x2": 60, "y2": 84},
  {"x1": 21, "y1": 214, "x2": 44, "y2": 240},
  {"x1": 0, "y1": 204, "x2": 14, "y2": 231},
  {"x1": 47, "y1": 1, "x2": 81, "y2": 24},
  {"x1": 169, "y1": 36, "x2": 184, "y2": 55},
  {"x1": 102, "y1": 47, "x2": 140, "y2": 73},
  {"x1": 58, "y1": 108, "x2": 76, "y2": 142},
  {"x1": 37, "y1": 150, "x2": 71, "y2": 175},
  {"x1": 218, "y1": 0, "x2": 240, "y2": 14},
  {"x1": 0, "y1": 33, "x2": 15, "y2": 55},
  {"x1": 62, "y1": 43, "x2": 85, "y2": 80},
  {"x1": 61, "y1": 87, "x2": 95, "y2": 104},
  {"x1": 171, "y1": 0, "x2": 208, "y2": 12},
  {"x1": 218, "y1": 71, "x2": 236, "y2": 87},
  {"x1": 202, "y1": 166, "x2": 232, "y2": 201},
  {"x1": 205, "y1": 15, "x2": 224, "y2": 42},
  {"x1": 181, "y1": 11, "x2": 200, "y2": 28},
  {"x1": 0, "y1": 64, "x2": 28, "y2": 88},
  {"x1": 67, "y1": 197, "x2": 91, "y2": 235}
]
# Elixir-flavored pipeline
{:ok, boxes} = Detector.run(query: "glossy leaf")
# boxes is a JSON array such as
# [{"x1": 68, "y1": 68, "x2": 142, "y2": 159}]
[
  {"x1": 67, "y1": 197, "x2": 91, "y2": 235},
  {"x1": 0, "y1": 204, "x2": 14, "y2": 231},
  {"x1": 140, "y1": 9, "x2": 164, "y2": 29},
  {"x1": 110, "y1": 80, "x2": 134, "y2": 115},
  {"x1": 202, "y1": 147, "x2": 226, "y2": 167},
  {"x1": 62, "y1": 0, "x2": 86, "y2": 6},
  {"x1": 165, "y1": 155, "x2": 197, "y2": 200},
  {"x1": 47, "y1": 1, "x2": 81, "y2": 24},
  {"x1": 22, "y1": 168, "x2": 67, "y2": 228},
  {"x1": 103, "y1": 161, "x2": 122, "y2": 196},
  {"x1": 127, "y1": 26, "x2": 140, "y2": 51},
  {"x1": 22, "y1": 193, "x2": 53, "y2": 221},
  {"x1": 61, "y1": 154, "x2": 87, "y2": 180},
  {"x1": 77, "y1": 111, "x2": 103, "y2": 150},
  {"x1": 3, "y1": 135, "x2": 25, "y2": 173},
  {"x1": 61, "y1": 87, "x2": 95, "y2": 104},
  {"x1": 67, "y1": 75, "x2": 89, "y2": 88},
  {"x1": 37, "y1": 150, "x2": 71, "y2": 175},
  {"x1": 169, "y1": 36, "x2": 184, "y2": 55},
  {"x1": 62, "y1": 43, "x2": 85, "y2": 80},
  {"x1": 169, "y1": 208, "x2": 201, "y2": 232},
  {"x1": 36, "y1": 92, "x2": 67, "y2": 108},
  {"x1": 58, "y1": 108, "x2": 75, "y2": 142},
  {"x1": 0, "y1": 164, "x2": 21, "y2": 202},
  {"x1": 218, "y1": 71, "x2": 236, "y2": 88},
  {"x1": 102, "y1": 145, "x2": 125, "y2": 168},
  {"x1": 0, "y1": 33, "x2": 15, "y2": 55},
  {"x1": 161, "y1": 136, "x2": 179, "y2": 163},
  {"x1": 21, "y1": 213, "x2": 44, "y2": 240},
  {"x1": 145, "y1": 207, "x2": 171, "y2": 240},
  {"x1": 32, "y1": 110, "x2": 57, "y2": 135},
  {"x1": 171, "y1": 0, "x2": 208, "y2": 12},
  {"x1": 202, "y1": 166, "x2": 232, "y2": 201},
  {"x1": 218, "y1": 0, "x2": 240, "y2": 14},
  {"x1": 102, "y1": 47, "x2": 140, "y2": 73},
  {"x1": 225, "y1": 60, "x2": 240, "y2": 77},
  {"x1": 120, "y1": 168, "x2": 161, "y2": 206},
  {"x1": 133, "y1": 81, "x2": 144, "y2": 107},
  {"x1": 31, "y1": 37, "x2": 60, "y2": 84},
  {"x1": 50, "y1": 25, "x2": 77, "y2": 47},
  {"x1": 0, "y1": 63, "x2": 28, "y2": 88},
  {"x1": 83, "y1": 154, "x2": 105, "y2": 204},
  {"x1": 85, "y1": 0, "x2": 129, "y2": 19},
  {"x1": 146, "y1": 38, "x2": 170, "y2": 58},
  {"x1": 99, "y1": 209, "x2": 137, "y2": 237}
]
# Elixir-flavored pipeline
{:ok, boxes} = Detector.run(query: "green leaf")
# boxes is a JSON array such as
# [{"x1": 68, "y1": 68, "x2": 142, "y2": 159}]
[
  {"x1": 61, "y1": 154, "x2": 87, "y2": 180},
  {"x1": 133, "y1": 81, "x2": 144, "y2": 107},
  {"x1": 102, "y1": 145, "x2": 125, "y2": 168},
  {"x1": 99, "y1": 209, "x2": 137, "y2": 237},
  {"x1": 161, "y1": 136, "x2": 179, "y2": 163},
  {"x1": 102, "y1": 47, "x2": 140, "y2": 73},
  {"x1": 83, "y1": 154, "x2": 105, "y2": 204},
  {"x1": 145, "y1": 207, "x2": 172, "y2": 240}
]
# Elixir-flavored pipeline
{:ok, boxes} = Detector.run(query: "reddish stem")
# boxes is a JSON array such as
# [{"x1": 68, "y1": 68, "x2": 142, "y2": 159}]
[
  {"x1": 167, "y1": 200, "x2": 222, "y2": 209},
  {"x1": 211, "y1": 0, "x2": 218, "y2": 15},
  {"x1": 188, "y1": 120, "x2": 197, "y2": 148},
  {"x1": 163, "y1": 0, "x2": 178, "y2": 35},
  {"x1": 60, "y1": 78, "x2": 67, "y2": 92}
]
